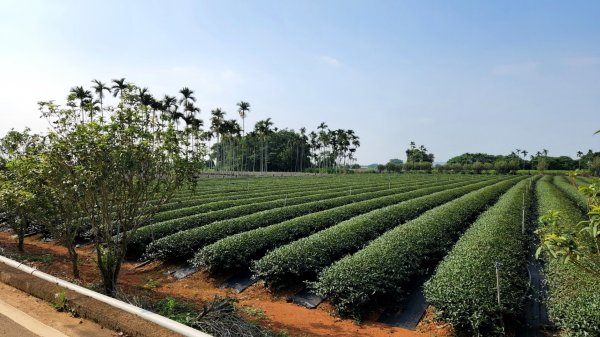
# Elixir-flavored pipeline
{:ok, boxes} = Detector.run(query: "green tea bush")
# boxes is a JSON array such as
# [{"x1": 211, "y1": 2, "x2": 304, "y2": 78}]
[
  {"x1": 423, "y1": 177, "x2": 537, "y2": 332},
  {"x1": 144, "y1": 178, "x2": 455, "y2": 260},
  {"x1": 313, "y1": 177, "x2": 521, "y2": 318},
  {"x1": 252, "y1": 179, "x2": 505, "y2": 287},
  {"x1": 536, "y1": 178, "x2": 600, "y2": 337},
  {"x1": 193, "y1": 177, "x2": 503, "y2": 272}
]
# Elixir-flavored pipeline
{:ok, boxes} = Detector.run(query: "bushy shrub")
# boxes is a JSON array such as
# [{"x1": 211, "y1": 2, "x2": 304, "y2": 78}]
[
  {"x1": 313, "y1": 177, "x2": 521, "y2": 318},
  {"x1": 252, "y1": 179, "x2": 507, "y2": 287},
  {"x1": 424, "y1": 177, "x2": 537, "y2": 332},
  {"x1": 536, "y1": 177, "x2": 600, "y2": 336},
  {"x1": 144, "y1": 177, "x2": 451, "y2": 260},
  {"x1": 193, "y1": 176, "x2": 502, "y2": 272}
]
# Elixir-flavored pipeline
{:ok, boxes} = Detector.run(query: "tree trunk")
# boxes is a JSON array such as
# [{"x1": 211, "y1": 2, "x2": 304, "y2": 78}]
[
  {"x1": 67, "y1": 245, "x2": 80, "y2": 279},
  {"x1": 17, "y1": 228, "x2": 24, "y2": 253},
  {"x1": 96, "y1": 246, "x2": 123, "y2": 296},
  {"x1": 265, "y1": 140, "x2": 269, "y2": 172}
]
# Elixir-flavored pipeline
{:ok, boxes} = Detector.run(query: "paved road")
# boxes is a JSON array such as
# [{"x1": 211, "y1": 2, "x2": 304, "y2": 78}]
[
  {"x1": 0, "y1": 311, "x2": 40, "y2": 337},
  {"x1": 0, "y1": 282, "x2": 114, "y2": 337}
]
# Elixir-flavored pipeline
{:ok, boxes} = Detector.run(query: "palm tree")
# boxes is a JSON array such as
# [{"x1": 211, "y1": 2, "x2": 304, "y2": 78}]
[
  {"x1": 85, "y1": 99, "x2": 101, "y2": 122},
  {"x1": 210, "y1": 108, "x2": 226, "y2": 169},
  {"x1": 170, "y1": 106, "x2": 185, "y2": 130},
  {"x1": 349, "y1": 133, "x2": 360, "y2": 167},
  {"x1": 577, "y1": 150, "x2": 584, "y2": 169},
  {"x1": 91, "y1": 79, "x2": 111, "y2": 121},
  {"x1": 237, "y1": 101, "x2": 250, "y2": 136},
  {"x1": 317, "y1": 122, "x2": 329, "y2": 169},
  {"x1": 210, "y1": 108, "x2": 225, "y2": 144},
  {"x1": 69, "y1": 86, "x2": 92, "y2": 123},
  {"x1": 299, "y1": 127, "x2": 307, "y2": 172},
  {"x1": 309, "y1": 131, "x2": 318, "y2": 168},
  {"x1": 255, "y1": 118, "x2": 273, "y2": 172},
  {"x1": 111, "y1": 78, "x2": 127, "y2": 98},
  {"x1": 178, "y1": 87, "x2": 196, "y2": 108},
  {"x1": 161, "y1": 95, "x2": 177, "y2": 123}
]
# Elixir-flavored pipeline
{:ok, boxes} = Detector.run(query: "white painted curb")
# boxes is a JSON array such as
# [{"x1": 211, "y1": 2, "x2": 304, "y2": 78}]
[{"x1": 0, "y1": 254, "x2": 212, "y2": 337}]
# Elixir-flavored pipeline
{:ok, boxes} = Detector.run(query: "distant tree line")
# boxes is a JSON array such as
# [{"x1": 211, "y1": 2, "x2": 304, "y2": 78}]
[
  {"x1": 210, "y1": 117, "x2": 360, "y2": 173},
  {"x1": 376, "y1": 145, "x2": 600, "y2": 175},
  {"x1": 446, "y1": 149, "x2": 600, "y2": 174}
]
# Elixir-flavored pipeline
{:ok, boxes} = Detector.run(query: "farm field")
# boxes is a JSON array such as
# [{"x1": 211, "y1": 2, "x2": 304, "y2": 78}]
[
  {"x1": 2, "y1": 2, "x2": 600, "y2": 336},
  {"x1": 7, "y1": 173, "x2": 600, "y2": 336}
]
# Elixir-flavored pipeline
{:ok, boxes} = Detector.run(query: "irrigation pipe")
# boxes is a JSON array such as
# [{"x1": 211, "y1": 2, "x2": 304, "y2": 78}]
[{"x1": 0, "y1": 254, "x2": 211, "y2": 337}]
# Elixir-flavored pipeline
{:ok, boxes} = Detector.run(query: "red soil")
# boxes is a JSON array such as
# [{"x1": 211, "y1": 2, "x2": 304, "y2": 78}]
[{"x1": 0, "y1": 232, "x2": 454, "y2": 337}]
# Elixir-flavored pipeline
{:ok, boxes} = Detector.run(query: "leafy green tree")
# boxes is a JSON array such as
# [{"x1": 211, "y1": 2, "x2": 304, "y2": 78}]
[
  {"x1": 405, "y1": 142, "x2": 434, "y2": 163},
  {"x1": 447, "y1": 153, "x2": 499, "y2": 165},
  {"x1": 472, "y1": 161, "x2": 484, "y2": 174},
  {"x1": 0, "y1": 129, "x2": 43, "y2": 252},
  {"x1": 537, "y1": 157, "x2": 548, "y2": 172},
  {"x1": 38, "y1": 80, "x2": 200, "y2": 295},
  {"x1": 385, "y1": 161, "x2": 398, "y2": 173},
  {"x1": 577, "y1": 151, "x2": 584, "y2": 169},
  {"x1": 592, "y1": 156, "x2": 600, "y2": 177}
]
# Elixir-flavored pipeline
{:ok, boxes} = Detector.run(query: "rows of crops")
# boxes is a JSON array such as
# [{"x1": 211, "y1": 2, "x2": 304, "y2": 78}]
[
  {"x1": 535, "y1": 176, "x2": 600, "y2": 336},
  {"x1": 128, "y1": 173, "x2": 598, "y2": 335}
]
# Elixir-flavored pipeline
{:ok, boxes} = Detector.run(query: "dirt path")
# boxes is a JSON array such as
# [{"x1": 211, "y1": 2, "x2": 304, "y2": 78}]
[{"x1": 0, "y1": 281, "x2": 116, "y2": 337}]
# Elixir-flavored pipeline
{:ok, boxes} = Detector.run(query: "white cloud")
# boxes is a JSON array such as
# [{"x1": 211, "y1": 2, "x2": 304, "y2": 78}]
[
  {"x1": 565, "y1": 56, "x2": 600, "y2": 67},
  {"x1": 319, "y1": 55, "x2": 341, "y2": 67},
  {"x1": 492, "y1": 62, "x2": 538, "y2": 76}
]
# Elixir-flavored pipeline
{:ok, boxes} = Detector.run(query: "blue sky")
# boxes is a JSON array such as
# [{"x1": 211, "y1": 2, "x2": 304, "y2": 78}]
[{"x1": 0, "y1": 0, "x2": 599, "y2": 163}]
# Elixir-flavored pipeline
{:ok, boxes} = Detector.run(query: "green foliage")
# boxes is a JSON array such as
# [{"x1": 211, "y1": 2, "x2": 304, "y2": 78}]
[
  {"x1": 145, "y1": 178, "x2": 445, "y2": 260},
  {"x1": 23, "y1": 254, "x2": 55, "y2": 264},
  {"x1": 129, "y1": 182, "x2": 408, "y2": 256},
  {"x1": 142, "y1": 278, "x2": 161, "y2": 289},
  {"x1": 35, "y1": 80, "x2": 201, "y2": 294},
  {"x1": 405, "y1": 142, "x2": 434, "y2": 163},
  {"x1": 385, "y1": 161, "x2": 402, "y2": 173},
  {"x1": 494, "y1": 158, "x2": 520, "y2": 174},
  {"x1": 53, "y1": 289, "x2": 68, "y2": 312},
  {"x1": 447, "y1": 153, "x2": 500, "y2": 165},
  {"x1": 313, "y1": 177, "x2": 521, "y2": 318},
  {"x1": 535, "y1": 177, "x2": 600, "y2": 336},
  {"x1": 252, "y1": 179, "x2": 507, "y2": 287},
  {"x1": 403, "y1": 161, "x2": 433, "y2": 172},
  {"x1": 0, "y1": 129, "x2": 45, "y2": 252},
  {"x1": 592, "y1": 156, "x2": 600, "y2": 176},
  {"x1": 194, "y1": 176, "x2": 498, "y2": 272},
  {"x1": 424, "y1": 178, "x2": 536, "y2": 332},
  {"x1": 149, "y1": 181, "x2": 362, "y2": 224},
  {"x1": 156, "y1": 177, "x2": 326, "y2": 212},
  {"x1": 553, "y1": 175, "x2": 589, "y2": 213}
]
